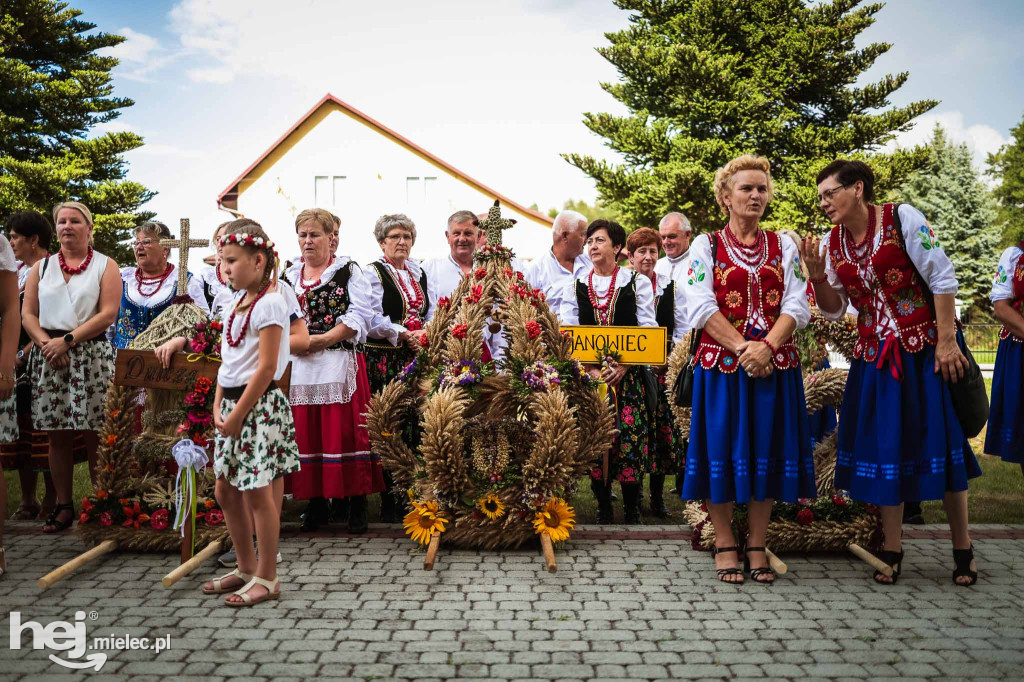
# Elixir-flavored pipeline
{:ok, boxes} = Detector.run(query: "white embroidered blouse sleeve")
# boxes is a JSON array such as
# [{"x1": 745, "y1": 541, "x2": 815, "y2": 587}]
[
  {"x1": 818, "y1": 235, "x2": 850, "y2": 321},
  {"x1": 340, "y1": 264, "x2": 373, "y2": 345},
  {"x1": 990, "y1": 246, "x2": 1021, "y2": 302},
  {"x1": 423, "y1": 259, "x2": 440, "y2": 322},
  {"x1": 366, "y1": 265, "x2": 401, "y2": 345},
  {"x1": 682, "y1": 234, "x2": 719, "y2": 330},
  {"x1": 559, "y1": 277, "x2": 580, "y2": 325},
  {"x1": 0, "y1": 235, "x2": 15, "y2": 271},
  {"x1": 187, "y1": 273, "x2": 212, "y2": 316},
  {"x1": 633, "y1": 275, "x2": 658, "y2": 328},
  {"x1": 898, "y1": 204, "x2": 958, "y2": 295},
  {"x1": 779, "y1": 237, "x2": 811, "y2": 330}
]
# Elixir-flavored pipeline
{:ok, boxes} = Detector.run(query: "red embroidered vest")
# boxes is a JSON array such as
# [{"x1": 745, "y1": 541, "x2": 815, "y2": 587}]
[
  {"x1": 998, "y1": 249, "x2": 1024, "y2": 342},
  {"x1": 696, "y1": 229, "x2": 800, "y2": 372},
  {"x1": 827, "y1": 203, "x2": 938, "y2": 362}
]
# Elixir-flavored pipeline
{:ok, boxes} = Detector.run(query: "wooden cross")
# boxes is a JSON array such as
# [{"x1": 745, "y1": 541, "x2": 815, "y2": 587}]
[
  {"x1": 479, "y1": 200, "x2": 516, "y2": 247},
  {"x1": 160, "y1": 218, "x2": 209, "y2": 296}
]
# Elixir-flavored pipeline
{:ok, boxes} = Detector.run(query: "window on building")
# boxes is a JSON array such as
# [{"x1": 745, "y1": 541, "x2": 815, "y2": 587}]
[{"x1": 315, "y1": 175, "x2": 346, "y2": 207}]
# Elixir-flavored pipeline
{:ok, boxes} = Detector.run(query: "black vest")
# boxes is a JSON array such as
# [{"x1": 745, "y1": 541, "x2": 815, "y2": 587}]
[
  {"x1": 655, "y1": 280, "x2": 675, "y2": 338},
  {"x1": 575, "y1": 271, "x2": 640, "y2": 326},
  {"x1": 282, "y1": 263, "x2": 354, "y2": 350},
  {"x1": 369, "y1": 261, "x2": 430, "y2": 326}
]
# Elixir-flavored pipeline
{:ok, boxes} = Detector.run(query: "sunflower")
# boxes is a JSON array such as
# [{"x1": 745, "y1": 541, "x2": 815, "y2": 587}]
[
  {"x1": 403, "y1": 500, "x2": 447, "y2": 545},
  {"x1": 532, "y1": 497, "x2": 576, "y2": 543},
  {"x1": 477, "y1": 493, "x2": 506, "y2": 520}
]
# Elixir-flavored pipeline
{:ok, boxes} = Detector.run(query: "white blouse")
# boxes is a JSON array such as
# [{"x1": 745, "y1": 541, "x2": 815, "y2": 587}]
[
  {"x1": 217, "y1": 287, "x2": 291, "y2": 389},
  {"x1": 199, "y1": 264, "x2": 231, "y2": 305},
  {"x1": 990, "y1": 245, "x2": 1023, "y2": 303},
  {"x1": 818, "y1": 204, "x2": 959, "y2": 339},
  {"x1": 37, "y1": 250, "x2": 110, "y2": 331},
  {"x1": 0, "y1": 235, "x2": 15, "y2": 273},
  {"x1": 683, "y1": 231, "x2": 810, "y2": 332},
  {"x1": 367, "y1": 258, "x2": 426, "y2": 346},
  {"x1": 559, "y1": 265, "x2": 658, "y2": 327},
  {"x1": 118, "y1": 265, "x2": 211, "y2": 315},
  {"x1": 211, "y1": 282, "x2": 303, "y2": 321}
]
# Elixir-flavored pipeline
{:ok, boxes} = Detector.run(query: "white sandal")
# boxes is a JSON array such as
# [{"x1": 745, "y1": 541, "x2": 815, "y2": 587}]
[
  {"x1": 202, "y1": 568, "x2": 252, "y2": 594},
  {"x1": 225, "y1": 575, "x2": 280, "y2": 607}
]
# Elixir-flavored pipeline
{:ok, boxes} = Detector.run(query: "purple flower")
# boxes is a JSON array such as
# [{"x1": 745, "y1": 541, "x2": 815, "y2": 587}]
[{"x1": 398, "y1": 357, "x2": 418, "y2": 383}]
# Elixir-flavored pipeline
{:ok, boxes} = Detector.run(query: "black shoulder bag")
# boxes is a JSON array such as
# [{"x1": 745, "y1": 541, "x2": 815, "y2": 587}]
[
  {"x1": 892, "y1": 203, "x2": 988, "y2": 438},
  {"x1": 673, "y1": 231, "x2": 718, "y2": 408}
]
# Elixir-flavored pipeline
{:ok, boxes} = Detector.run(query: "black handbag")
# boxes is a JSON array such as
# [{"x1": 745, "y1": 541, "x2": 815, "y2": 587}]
[
  {"x1": 672, "y1": 232, "x2": 718, "y2": 408},
  {"x1": 892, "y1": 204, "x2": 989, "y2": 438}
]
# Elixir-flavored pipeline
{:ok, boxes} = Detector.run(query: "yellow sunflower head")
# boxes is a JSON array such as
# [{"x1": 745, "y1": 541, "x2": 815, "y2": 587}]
[
  {"x1": 477, "y1": 493, "x2": 506, "y2": 520},
  {"x1": 532, "y1": 497, "x2": 575, "y2": 543},
  {"x1": 403, "y1": 499, "x2": 447, "y2": 545}
]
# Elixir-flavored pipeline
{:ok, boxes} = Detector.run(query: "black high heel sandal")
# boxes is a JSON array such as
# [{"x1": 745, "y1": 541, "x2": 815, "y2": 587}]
[
  {"x1": 743, "y1": 546, "x2": 775, "y2": 584},
  {"x1": 42, "y1": 503, "x2": 75, "y2": 534},
  {"x1": 872, "y1": 548, "x2": 903, "y2": 585},
  {"x1": 952, "y1": 545, "x2": 978, "y2": 587},
  {"x1": 713, "y1": 545, "x2": 744, "y2": 584}
]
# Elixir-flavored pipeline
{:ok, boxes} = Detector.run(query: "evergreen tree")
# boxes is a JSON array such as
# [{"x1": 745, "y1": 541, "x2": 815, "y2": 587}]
[
  {"x1": 0, "y1": 0, "x2": 153, "y2": 264},
  {"x1": 564, "y1": 0, "x2": 936, "y2": 234},
  {"x1": 901, "y1": 125, "x2": 999, "y2": 312},
  {"x1": 987, "y1": 113, "x2": 1024, "y2": 246}
]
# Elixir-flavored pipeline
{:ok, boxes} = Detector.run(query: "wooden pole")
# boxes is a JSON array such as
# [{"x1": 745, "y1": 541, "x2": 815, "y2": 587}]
[
  {"x1": 765, "y1": 548, "x2": 787, "y2": 575},
  {"x1": 37, "y1": 540, "x2": 118, "y2": 590},
  {"x1": 423, "y1": 533, "x2": 441, "y2": 571},
  {"x1": 539, "y1": 534, "x2": 557, "y2": 574},
  {"x1": 181, "y1": 517, "x2": 193, "y2": 565},
  {"x1": 163, "y1": 539, "x2": 224, "y2": 587},
  {"x1": 849, "y1": 543, "x2": 894, "y2": 577}
]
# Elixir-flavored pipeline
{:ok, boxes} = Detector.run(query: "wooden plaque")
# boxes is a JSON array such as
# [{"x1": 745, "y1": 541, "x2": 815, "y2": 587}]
[{"x1": 114, "y1": 350, "x2": 291, "y2": 395}]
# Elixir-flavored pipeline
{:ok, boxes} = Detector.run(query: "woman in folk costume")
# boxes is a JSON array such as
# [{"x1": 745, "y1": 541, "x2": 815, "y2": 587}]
[
  {"x1": 801, "y1": 159, "x2": 981, "y2": 586},
  {"x1": 561, "y1": 219, "x2": 658, "y2": 525},
  {"x1": 0, "y1": 230, "x2": 22, "y2": 578},
  {"x1": 985, "y1": 240, "x2": 1024, "y2": 473},
  {"x1": 112, "y1": 221, "x2": 210, "y2": 349},
  {"x1": 282, "y1": 208, "x2": 383, "y2": 534},
  {"x1": 624, "y1": 227, "x2": 687, "y2": 518},
  {"x1": 200, "y1": 220, "x2": 299, "y2": 606},
  {"x1": 196, "y1": 221, "x2": 233, "y2": 311},
  {"x1": 682, "y1": 155, "x2": 815, "y2": 585},
  {"x1": 364, "y1": 214, "x2": 429, "y2": 523},
  {"x1": 21, "y1": 202, "x2": 121, "y2": 533}
]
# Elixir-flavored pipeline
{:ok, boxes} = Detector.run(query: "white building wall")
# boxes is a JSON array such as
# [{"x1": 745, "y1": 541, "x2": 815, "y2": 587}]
[{"x1": 234, "y1": 107, "x2": 551, "y2": 267}]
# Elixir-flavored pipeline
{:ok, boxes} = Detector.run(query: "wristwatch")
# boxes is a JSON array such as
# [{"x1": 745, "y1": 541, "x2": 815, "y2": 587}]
[
  {"x1": 63, "y1": 332, "x2": 76, "y2": 347},
  {"x1": 16, "y1": 349, "x2": 24, "y2": 361}
]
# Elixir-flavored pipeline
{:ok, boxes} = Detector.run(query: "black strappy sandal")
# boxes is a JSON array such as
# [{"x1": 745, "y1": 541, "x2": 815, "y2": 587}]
[
  {"x1": 872, "y1": 548, "x2": 903, "y2": 585},
  {"x1": 42, "y1": 503, "x2": 75, "y2": 534},
  {"x1": 713, "y1": 545, "x2": 744, "y2": 584},
  {"x1": 743, "y1": 546, "x2": 776, "y2": 584},
  {"x1": 952, "y1": 545, "x2": 978, "y2": 587}
]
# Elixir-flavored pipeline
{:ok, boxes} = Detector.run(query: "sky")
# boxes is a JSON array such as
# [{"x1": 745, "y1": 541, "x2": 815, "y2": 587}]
[{"x1": 74, "y1": 0, "x2": 1024, "y2": 247}]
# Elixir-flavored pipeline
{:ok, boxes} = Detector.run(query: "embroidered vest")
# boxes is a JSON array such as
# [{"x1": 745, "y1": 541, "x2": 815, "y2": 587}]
[
  {"x1": 697, "y1": 229, "x2": 800, "y2": 373},
  {"x1": 827, "y1": 203, "x2": 938, "y2": 362},
  {"x1": 999, "y1": 249, "x2": 1024, "y2": 342},
  {"x1": 113, "y1": 275, "x2": 189, "y2": 349},
  {"x1": 367, "y1": 261, "x2": 430, "y2": 347},
  {"x1": 574, "y1": 271, "x2": 640, "y2": 326},
  {"x1": 283, "y1": 263, "x2": 354, "y2": 351}
]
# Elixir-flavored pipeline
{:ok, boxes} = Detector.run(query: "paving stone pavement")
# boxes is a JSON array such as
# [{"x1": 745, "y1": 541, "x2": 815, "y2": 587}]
[{"x1": 1, "y1": 521, "x2": 1022, "y2": 681}]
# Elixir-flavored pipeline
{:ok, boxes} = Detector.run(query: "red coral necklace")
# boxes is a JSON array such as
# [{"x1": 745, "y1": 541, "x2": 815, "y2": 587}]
[
  {"x1": 59, "y1": 246, "x2": 93, "y2": 276},
  {"x1": 843, "y1": 205, "x2": 877, "y2": 264},
  {"x1": 588, "y1": 266, "x2": 619, "y2": 326},
  {"x1": 724, "y1": 226, "x2": 765, "y2": 268},
  {"x1": 225, "y1": 282, "x2": 271, "y2": 348},
  {"x1": 135, "y1": 263, "x2": 174, "y2": 297},
  {"x1": 297, "y1": 256, "x2": 335, "y2": 312},
  {"x1": 385, "y1": 257, "x2": 424, "y2": 319}
]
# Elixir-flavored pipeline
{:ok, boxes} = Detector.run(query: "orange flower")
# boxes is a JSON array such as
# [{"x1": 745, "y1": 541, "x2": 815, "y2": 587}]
[
  {"x1": 105, "y1": 465, "x2": 115, "y2": 472},
  {"x1": 106, "y1": 434, "x2": 118, "y2": 445},
  {"x1": 204, "y1": 499, "x2": 215, "y2": 509},
  {"x1": 96, "y1": 490, "x2": 108, "y2": 499},
  {"x1": 111, "y1": 410, "x2": 120, "y2": 418}
]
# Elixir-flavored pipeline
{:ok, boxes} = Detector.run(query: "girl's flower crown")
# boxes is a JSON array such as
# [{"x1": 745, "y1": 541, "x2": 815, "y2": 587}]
[{"x1": 218, "y1": 233, "x2": 276, "y2": 250}]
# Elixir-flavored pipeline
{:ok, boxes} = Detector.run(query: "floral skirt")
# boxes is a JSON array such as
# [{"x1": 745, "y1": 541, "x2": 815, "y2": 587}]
[
  {"x1": 0, "y1": 382, "x2": 87, "y2": 470},
  {"x1": 0, "y1": 389, "x2": 16, "y2": 444},
  {"x1": 652, "y1": 366, "x2": 685, "y2": 476},
  {"x1": 592, "y1": 366, "x2": 654, "y2": 484},
  {"x1": 834, "y1": 333, "x2": 982, "y2": 505},
  {"x1": 985, "y1": 337, "x2": 1024, "y2": 463},
  {"x1": 364, "y1": 341, "x2": 416, "y2": 393},
  {"x1": 287, "y1": 354, "x2": 385, "y2": 499},
  {"x1": 28, "y1": 338, "x2": 114, "y2": 432},
  {"x1": 214, "y1": 387, "x2": 300, "y2": 491},
  {"x1": 682, "y1": 365, "x2": 816, "y2": 504}
]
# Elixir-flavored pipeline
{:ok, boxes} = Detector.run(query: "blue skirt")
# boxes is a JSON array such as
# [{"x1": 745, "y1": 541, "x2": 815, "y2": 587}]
[
  {"x1": 808, "y1": 358, "x2": 838, "y2": 450},
  {"x1": 682, "y1": 365, "x2": 816, "y2": 504},
  {"x1": 834, "y1": 336, "x2": 982, "y2": 506},
  {"x1": 984, "y1": 337, "x2": 1024, "y2": 463}
]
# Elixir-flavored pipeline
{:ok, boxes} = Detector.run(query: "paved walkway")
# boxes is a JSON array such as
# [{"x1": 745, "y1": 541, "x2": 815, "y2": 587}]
[{"x1": 2, "y1": 520, "x2": 1022, "y2": 681}]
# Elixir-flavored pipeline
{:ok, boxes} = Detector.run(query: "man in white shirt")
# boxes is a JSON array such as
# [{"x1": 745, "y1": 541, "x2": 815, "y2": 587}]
[
  {"x1": 423, "y1": 210, "x2": 479, "y2": 318},
  {"x1": 524, "y1": 210, "x2": 590, "y2": 321},
  {"x1": 654, "y1": 211, "x2": 693, "y2": 283}
]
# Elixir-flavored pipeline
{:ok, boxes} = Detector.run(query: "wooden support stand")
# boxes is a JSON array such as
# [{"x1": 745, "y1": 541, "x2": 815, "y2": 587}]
[
  {"x1": 37, "y1": 540, "x2": 119, "y2": 590},
  {"x1": 765, "y1": 548, "x2": 787, "y2": 575},
  {"x1": 849, "y1": 543, "x2": 893, "y2": 577},
  {"x1": 423, "y1": 533, "x2": 441, "y2": 571},
  {"x1": 539, "y1": 534, "x2": 558, "y2": 574},
  {"x1": 164, "y1": 539, "x2": 224, "y2": 587}
]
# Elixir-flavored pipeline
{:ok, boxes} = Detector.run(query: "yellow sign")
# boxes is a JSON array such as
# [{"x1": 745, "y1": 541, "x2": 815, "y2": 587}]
[{"x1": 561, "y1": 325, "x2": 668, "y2": 365}]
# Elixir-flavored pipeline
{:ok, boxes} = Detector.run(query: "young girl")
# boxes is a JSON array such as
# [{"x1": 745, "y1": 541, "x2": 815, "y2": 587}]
[{"x1": 201, "y1": 219, "x2": 299, "y2": 606}]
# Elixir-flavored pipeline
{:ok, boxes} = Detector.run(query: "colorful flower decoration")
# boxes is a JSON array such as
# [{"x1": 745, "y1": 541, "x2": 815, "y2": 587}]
[
  {"x1": 452, "y1": 324, "x2": 468, "y2": 340},
  {"x1": 150, "y1": 508, "x2": 171, "y2": 530},
  {"x1": 477, "y1": 493, "x2": 506, "y2": 520},
  {"x1": 520, "y1": 361, "x2": 560, "y2": 392},
  {"x1": 532, "y1": 498, "x2": 575, "y2": 543},
  {"x1": 525, "y1": 320, "x2": 542, "y2": 339},
  {"x1": 403, "y1": 500, "x2": 448, "y2": 545}
]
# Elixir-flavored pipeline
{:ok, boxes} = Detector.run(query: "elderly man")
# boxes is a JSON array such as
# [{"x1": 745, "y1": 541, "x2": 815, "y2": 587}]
[
  {"x1": 654, "y1": 212, "x2": 693, "y2": 282},
  {"x1": 424, "y1": 210, "x2": 479, "y2": 316},
  {"x1": 524, "y1": 210, "x2": 590, "y2": 320}
]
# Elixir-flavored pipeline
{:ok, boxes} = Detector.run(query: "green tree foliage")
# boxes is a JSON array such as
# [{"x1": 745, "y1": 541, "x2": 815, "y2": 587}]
[
  {"x1": 564, "y1": 0, "x2": 937, "y2": 234},
  {"x1": 901, "y1": 125, "x2": 1000, "y2": 312},
  {"x1": 0, "y1": 0, "x2": 153, "y2": 264},
  {"x1": 987, "y1": 113, "x2": 1024, "y2": 246}
]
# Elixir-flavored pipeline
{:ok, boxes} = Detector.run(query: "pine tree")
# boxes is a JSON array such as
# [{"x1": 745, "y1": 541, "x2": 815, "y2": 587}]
[
  {"x1": 901, "y1": 125, "x2": 1000, "y2": 312},
  {"x1": 987, "y1": 113, "x2": 1024, "y2": 246},
  {"x1": 564, "y1": 0, "x2": 937, "y2": 234},
  {"x1": 0, "y1": 0, "x2": 153, "y2": 264}
]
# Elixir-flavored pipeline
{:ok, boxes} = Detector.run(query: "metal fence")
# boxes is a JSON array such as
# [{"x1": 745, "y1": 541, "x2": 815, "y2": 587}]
[{"x1": 962, "y1": 324, "x2": 1002, "y2": 365}]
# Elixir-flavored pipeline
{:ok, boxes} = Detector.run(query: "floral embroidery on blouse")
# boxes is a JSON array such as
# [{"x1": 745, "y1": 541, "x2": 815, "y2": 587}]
[
  {"x1": 686, "y1": 259, "x2": 706, "y2": 285},
  {"x1": 792, "y1": 256, "x2": 806, "y2": 282},
  {"x1": 916, "y1": 222, "x2": 940, "y2": 250},
  {"x1": 885, "y1": 268, "x2": 904, "y2": 286},
  {"x1": 995, "y1": 264, "x2": 1008, "y2": 285},
  {"x1": 893, "y1": 287, "x2": 926, "y2": 316}
]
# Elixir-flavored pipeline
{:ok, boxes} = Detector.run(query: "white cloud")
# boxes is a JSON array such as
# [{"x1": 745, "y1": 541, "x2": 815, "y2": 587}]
[
  {"x1": 90, "y1": 120, "x2": 139, "y2": 136},
  {"x1": 890, "y1": 111, "x2": 1009, "y2": 173},
  {"x1": 129, "y1": 144, "x2": 205, "y2": 159},
  {"x1": 186, "y1": 67, "x2": 235, "y2": 84},
  {"x1": 99, "y1": 27, "x2": 158, "y2": 63}
]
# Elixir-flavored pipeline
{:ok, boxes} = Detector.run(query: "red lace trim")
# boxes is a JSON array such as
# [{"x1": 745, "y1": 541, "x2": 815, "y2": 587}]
[
  {"x1": 695, "y1": 339, "x2": 801, "y2": 373},
  {"x1": 853, "y1": 320, "x2": 939, "y2": 361}
]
